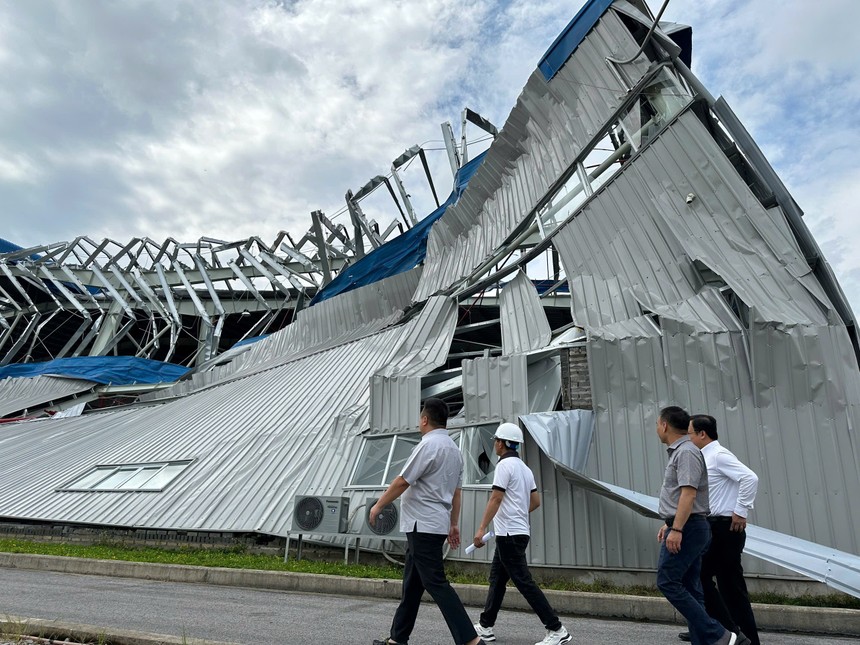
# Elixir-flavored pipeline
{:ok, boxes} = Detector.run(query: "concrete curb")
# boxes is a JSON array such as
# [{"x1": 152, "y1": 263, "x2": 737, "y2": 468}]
[
  {"x1": 0, "y1": 615, "x2": 239, "y2": 645},
  {"x1": 1, "y1": 553, "x2": 858, "y2": 640}
]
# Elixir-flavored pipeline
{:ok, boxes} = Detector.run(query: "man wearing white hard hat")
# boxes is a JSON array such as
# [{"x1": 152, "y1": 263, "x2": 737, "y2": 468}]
[{"x1": 471, "y1": 422, "x2": 572, "y2": 645}]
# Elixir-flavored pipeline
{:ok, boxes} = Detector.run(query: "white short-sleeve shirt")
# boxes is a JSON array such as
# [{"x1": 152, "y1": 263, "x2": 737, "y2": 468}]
[
  {"x1": 399, "y1": 428, "x2": 463, "y2": 534},
  {"x1": 491, "y1": 452, "x2": 537, "y2": 536}
]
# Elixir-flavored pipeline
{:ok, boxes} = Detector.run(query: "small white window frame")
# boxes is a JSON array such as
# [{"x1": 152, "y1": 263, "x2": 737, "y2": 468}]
[{"x1": 57, "y1": 460, "x2": 193, "y2": 492}]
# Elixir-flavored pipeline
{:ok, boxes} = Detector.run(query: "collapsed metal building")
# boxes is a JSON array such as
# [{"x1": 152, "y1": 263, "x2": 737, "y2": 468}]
[{"x1": 1, "y1": 0, "x2": 858, "y2": 596}]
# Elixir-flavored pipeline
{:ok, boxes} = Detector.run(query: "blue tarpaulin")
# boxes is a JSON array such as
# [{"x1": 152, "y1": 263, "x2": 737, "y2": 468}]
[
  {"x1": 538, "y1": 0, "x2": 613, "y2": 81},
  {"x1": 0, "y1": 356, "x2": 189, "y2": 385},
  {"x1": 0, "y1": 237, "x2": 40, "y2": 261},
  {"x1": 311, "y1": 151, "x2": 487, "y2": 305}
]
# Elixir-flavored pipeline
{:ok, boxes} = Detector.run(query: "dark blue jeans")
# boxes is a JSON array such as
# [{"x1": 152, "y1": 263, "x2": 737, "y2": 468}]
[
  {"x1": 478, "y1": 534, "x2": 562, "y2": 631},
  {"x1": 390, "y1": 531, "x2": 477, "y2": 644},
  {"x1": 657, "y1": 515, "x2": 727, "y2": 645}
]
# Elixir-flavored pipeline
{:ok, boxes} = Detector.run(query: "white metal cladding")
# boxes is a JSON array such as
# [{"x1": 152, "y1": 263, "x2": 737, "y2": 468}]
[
  {"x1": 369, "y1": 375, "x2": 421, "y2": 435},
  {"x1": 414, "y1": 8, "x2": 652, "y2": 301},
  {"x1": 500, "y1": 270, "x2": 552, "y2": 355},
  {"x1": 462, "y1": 354, "x2": 529, "y2": 425},
  {"x1": 0, "y1": 296, "x2": 457, "y2": 535},
  {"x1": 0, "y1": 376, "x2": 96, "y2": 417},
  {"x1": 551, "y1": 109, "x2": 860, "y2": 562}
]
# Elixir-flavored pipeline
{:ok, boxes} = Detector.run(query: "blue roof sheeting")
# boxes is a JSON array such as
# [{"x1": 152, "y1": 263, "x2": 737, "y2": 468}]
[
  {"x1": 310, "y1": 151, "x2": 487, "y2": 305},
  {"x1": 538, "y1": 0, "x2": 613, "y2": 81},
  {"x1": 0, "y1": 356, "x2": 189, "y2": 385}
]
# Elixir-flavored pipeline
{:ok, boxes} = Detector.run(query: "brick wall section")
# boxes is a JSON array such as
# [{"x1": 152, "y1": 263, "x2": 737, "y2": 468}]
[
  {"x1": 560, "y1": 345, "x2": 592, "y2": 410},
  {"x1": 0, "y1": 521, "x2": 285, "y2": 555}
]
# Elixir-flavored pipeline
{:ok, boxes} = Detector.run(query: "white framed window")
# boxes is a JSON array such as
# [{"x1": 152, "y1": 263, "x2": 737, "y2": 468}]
[
  {"x1": 348, "y1": 434, "x2": 421, "y2": 488},
  {"x1": 58, "y1": 460, "x2": 192, "y2": 492}
]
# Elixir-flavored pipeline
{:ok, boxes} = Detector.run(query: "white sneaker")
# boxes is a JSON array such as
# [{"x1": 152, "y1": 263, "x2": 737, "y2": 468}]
[
  {"x1": 535, "y1": 626, "x2": 572, "y2": 645},
  {"x1": 474, "y1": 622, "x2": 496, "y2": 642}
]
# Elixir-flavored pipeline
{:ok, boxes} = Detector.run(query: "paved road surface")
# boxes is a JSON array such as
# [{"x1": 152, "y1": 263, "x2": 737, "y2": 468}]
[{"x1": 0, "y1": 568, "x2": 852, "y2": 644}]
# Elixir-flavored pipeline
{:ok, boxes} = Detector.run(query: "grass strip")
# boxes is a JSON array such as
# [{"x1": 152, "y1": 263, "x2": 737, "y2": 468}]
[{"x1": 0, "y1": 538, "x2": 857, "y2": 611}]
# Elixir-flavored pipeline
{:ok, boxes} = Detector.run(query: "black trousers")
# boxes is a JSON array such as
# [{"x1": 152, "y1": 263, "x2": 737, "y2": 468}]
[
  {"x1": 390, "y1": 531, "x2": 477, "y2": 644},
  {"x1": 478, "y1": 534, "x2": 562, "y2": 632},
  {"x1": 700, "y1": 518, "x2": 760, "y2": 645}
]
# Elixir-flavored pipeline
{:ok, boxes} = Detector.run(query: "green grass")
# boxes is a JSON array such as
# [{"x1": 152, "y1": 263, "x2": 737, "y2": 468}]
[{"x1": 2, "y1": 538, "x2": 858, "y2": 611}]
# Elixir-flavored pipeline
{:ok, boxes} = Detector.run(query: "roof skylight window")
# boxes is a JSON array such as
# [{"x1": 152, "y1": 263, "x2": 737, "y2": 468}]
[{"x1": 58, "y1": 460, "x2": 192, "y2": 492}]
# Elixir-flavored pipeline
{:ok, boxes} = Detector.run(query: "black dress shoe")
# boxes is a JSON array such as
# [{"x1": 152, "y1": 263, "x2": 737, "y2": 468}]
[{"x1": 678, "y1": 632, "x2": 691, "y2": 642}]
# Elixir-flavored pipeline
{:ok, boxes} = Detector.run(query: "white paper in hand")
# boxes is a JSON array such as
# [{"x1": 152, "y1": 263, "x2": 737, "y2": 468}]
[{"x1": 464, "y1": 531, "x2": 495, "y2": 554}]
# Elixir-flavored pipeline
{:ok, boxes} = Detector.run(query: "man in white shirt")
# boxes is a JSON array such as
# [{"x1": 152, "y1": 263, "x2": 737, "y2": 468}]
[
  {"x1": 370, "y1": 398, "x2": 486, "y2": 645},
  {"x1": 471, "y1": 422, "x2": 572, "y2": 645},
  {"x1": 685, "y1": 414, "x2": 761, "y2": 645}
]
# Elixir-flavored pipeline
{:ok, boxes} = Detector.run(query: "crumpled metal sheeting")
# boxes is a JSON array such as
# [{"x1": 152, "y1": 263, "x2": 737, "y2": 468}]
[
  {"x1": 590, "y1": 307, "x2": 860, "y2": 557},
  {"x1": 521, "y1": 410, "x2": 595, "y2": 473},
  {"x1": 565, "y1": 274, "x2": 642, "y2": 329},
  {"x1": 500, "y1": 270, "x2": 552, "y2": 355},
  {"x1": 0, "y1": 375, "x2": 96, "y2": 418},
  {"x1": 556, "y1": 112, "x2": 831, "y2": 328},
  {"x1": 0, "y1": 294, "x2": 456, "y2": 536},
  {"x1": 415, "y1": 10, "x2": 651, "y2": 301},
  {"x1": 367, "y1": 297, "x2": 458, "y2": 435},
  {"x1": 648, "y1": 113, "x2": 830, "y2": 325},
  {"x1": 462, "y1": 354, "x2": 529, "y2": 425},
  {"x1": 141, "y1": 267, "x2": 423, "y2": 401},
  {"x1": 247, "y1": 266, "x2": 422, "y2": 366}
]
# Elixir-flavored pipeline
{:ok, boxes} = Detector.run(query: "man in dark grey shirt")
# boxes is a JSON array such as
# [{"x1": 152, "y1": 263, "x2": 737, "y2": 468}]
[
  {"x1": 655, "y1": 406, "x2": 749, "y2": 645},
  {"x1": 370, "y1": 398, "x2": 485, "y2": 645}
]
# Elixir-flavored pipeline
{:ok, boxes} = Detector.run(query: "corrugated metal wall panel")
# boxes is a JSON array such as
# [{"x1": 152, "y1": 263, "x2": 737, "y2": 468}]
[
  {"x1": 462, "y1": 354, "x2": 529, "y2": 425},
  {"x1": 369, "y1": 375, "x2": 421, "y2": 435}
]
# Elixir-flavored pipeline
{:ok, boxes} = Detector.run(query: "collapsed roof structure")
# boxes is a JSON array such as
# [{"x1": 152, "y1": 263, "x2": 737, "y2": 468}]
[{"x1": 1, "y1": 0, "x2": 858, "y2": 596}]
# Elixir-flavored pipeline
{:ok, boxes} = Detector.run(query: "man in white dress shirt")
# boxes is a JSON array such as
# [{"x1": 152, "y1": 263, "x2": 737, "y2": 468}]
[{"x1": 684, "y1": 414, "x2": 761, "y2": 645}]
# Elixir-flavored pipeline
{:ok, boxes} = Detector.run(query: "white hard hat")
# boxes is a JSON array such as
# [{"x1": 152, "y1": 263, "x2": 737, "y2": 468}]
[{"x1": 494, "y1": 422, "x2": 524, "y2": 444}]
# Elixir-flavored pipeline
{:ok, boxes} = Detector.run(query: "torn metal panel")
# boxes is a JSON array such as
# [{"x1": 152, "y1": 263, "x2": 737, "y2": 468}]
[
  {"x1": 547, "y1": 448, "x2": 860, "y2": 598},
  {"x1": 500, "y1": 270, "x2": 552, "y2": 354},
  {"x1": 415, "y1": 9, "x2": 652, "y2": 301},
  {"x1": 0, "y1": 376, "x2": 96, "y2": 418},
  {"x1": 521, "y1": 410, "x2": 594, "y2": 472},
  {"x1": 462, "y1": 354, "x2": 529, "y2": 425}
]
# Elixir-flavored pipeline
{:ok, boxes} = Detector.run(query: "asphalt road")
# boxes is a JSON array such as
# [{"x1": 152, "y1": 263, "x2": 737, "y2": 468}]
[{"x1": 0, "y1": 567, "x2": 853, "y2": 645}]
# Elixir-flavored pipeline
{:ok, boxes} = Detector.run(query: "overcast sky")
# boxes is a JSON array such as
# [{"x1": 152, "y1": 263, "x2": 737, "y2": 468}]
[{"x1": 1, "y1": 0, "x2": 858, "y2": 314}]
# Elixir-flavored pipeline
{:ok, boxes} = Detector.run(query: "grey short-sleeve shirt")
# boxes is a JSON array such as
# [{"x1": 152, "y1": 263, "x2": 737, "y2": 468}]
[
  {"x1": 658, "y1": 435, "x2": 710, "y2": 519},
  {"x1": 399, "y1": 428, "x2": 464, "y2": 534}
]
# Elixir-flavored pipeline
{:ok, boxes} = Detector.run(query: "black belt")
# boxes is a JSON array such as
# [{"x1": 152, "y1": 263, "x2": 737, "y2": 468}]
[
  {"x1": 708, "y1": 515, "x2": 733, "y2": 523},
  {"x1": 664, "y1": 513, "x2": 707, "y2": 527}
]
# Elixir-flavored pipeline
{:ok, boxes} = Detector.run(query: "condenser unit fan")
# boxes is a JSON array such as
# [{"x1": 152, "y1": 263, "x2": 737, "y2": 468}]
[
  {"x1": 368, "y1": 500, "x2": 399, "y2": 536},
  {"x1": 294, "y1": 496, "x2": 325, "y2": 531}
]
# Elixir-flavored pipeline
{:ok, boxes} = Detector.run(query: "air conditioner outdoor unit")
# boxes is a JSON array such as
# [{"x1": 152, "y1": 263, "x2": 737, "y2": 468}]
[
  {"x1": 291, "y1": 495, "x2": 350, "y2": 534},
  {"x1": 361, "y1": 497, "x2": 406, "y2": 540}
]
